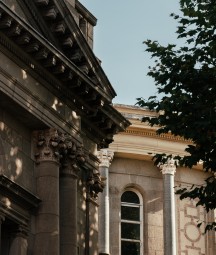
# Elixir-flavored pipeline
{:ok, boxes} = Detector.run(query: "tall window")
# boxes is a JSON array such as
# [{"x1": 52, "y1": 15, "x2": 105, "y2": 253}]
[{"x1": 121, "y1": 190, "x2": 143, "y2": 255}]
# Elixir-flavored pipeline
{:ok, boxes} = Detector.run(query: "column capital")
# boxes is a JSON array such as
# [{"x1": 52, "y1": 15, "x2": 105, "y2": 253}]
[
  {"x1": 15, "y1": 225, "x2": 29, "y2": 238},
  {"x1": 34, "y1": 128, "x2": 63, "y2": 163},
  {"x1": 97, "y1": 149, "x2": 114, "y2": 167},
  {"x1": 159, "y1": 158, "x2": 177, "y2": 175},
  {"x1": 60, "y1": 136, "x2": 87, "y2": 177},
  {"x1": 34, "y1": 129, "x2": 87, "y2": 166}
]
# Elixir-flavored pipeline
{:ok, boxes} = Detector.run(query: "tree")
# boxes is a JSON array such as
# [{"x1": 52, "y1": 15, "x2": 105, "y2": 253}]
[{"x1": 136, "y1": 0, "x2": 216, "y2": 232}]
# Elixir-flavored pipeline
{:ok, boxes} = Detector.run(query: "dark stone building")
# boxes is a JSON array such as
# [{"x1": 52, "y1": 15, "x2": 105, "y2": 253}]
[{"x1": 0, "y1": 1, "x2": 129, "y2": 254}]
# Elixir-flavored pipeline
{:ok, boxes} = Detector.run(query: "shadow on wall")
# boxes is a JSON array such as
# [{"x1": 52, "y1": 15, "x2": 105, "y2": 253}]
[
  {"x1": 16, "y1": 68, "x2": 80, "y2": 130},
  {"x1": 77, "y1": 174, "x2": 99, "y2": 255},
  {"x1": 0, "y1": 123, "x2": 23, "y2": 182}
]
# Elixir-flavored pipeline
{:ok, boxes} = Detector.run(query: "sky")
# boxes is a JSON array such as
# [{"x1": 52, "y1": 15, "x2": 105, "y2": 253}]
[{"x1": 79, "y1": 1, "x2": 181, "y2": 105}]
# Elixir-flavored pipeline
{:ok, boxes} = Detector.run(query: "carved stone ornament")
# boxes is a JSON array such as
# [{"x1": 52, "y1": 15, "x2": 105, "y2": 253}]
[
  {"x1": 60, "y1": 136, "x2": 88, "y2": 177},
  {"x1": 34, "y1": 129, "x2": 65, "y2": 163},
  {"x1": 159, "y1": 158, "x2": 177, "y2": 175},
  {"x1": 34, "y1": 129, "x2": 88, "y2": 166},
  {"x1": 87, "y1": 169, "x2": 105, "y2": 200},
  {"x1": 97, "y1": 149, "x2": 114, "y2": 168}
]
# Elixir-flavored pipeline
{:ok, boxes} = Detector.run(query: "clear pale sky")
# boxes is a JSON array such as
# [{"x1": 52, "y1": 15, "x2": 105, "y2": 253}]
[{"x1": 79, "y1": 1, "x2": 181, "y2": 105}]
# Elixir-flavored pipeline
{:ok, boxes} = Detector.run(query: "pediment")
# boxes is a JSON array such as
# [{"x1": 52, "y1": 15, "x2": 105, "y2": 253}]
[
  {"x1": 3, "y1": 0, "x2": 44, "y2": 34},
  {"x1": 0, "y1": 2, "x2": 130, "y2": 147},
  {"x1": 20, "y1": 0, "x2": 116, "y2": 102}
]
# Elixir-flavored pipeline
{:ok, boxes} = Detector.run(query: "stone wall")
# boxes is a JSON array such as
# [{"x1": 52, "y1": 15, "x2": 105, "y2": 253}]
[
  {"x1": 109, "y1": 157, "x2": 215, "y2": 255},
  {"x1": 0, "y1": 108, "x2": 34, "y2": 193},
  {"x1": 109, "y1": 158, "x2": 163, "y2": 255}
]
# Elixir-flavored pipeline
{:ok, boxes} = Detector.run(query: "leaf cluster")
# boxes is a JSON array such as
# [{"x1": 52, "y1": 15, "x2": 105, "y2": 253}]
[{"x1": 137, "y1": 0, "x2": 216, "y2": 231}]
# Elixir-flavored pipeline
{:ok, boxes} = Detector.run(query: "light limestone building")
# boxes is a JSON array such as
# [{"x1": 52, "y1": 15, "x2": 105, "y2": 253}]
[
  {"x1": 97, "y1": 104, "x2": 216, "y2": 255},
  {"x1": 0, "y1": 1, "x2": 130, "y2": 255}
]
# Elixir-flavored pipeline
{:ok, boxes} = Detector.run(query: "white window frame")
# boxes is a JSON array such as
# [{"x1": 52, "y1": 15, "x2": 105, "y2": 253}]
[{"x1": 120, "y1": 189, "x2": 143, "y2": 255}]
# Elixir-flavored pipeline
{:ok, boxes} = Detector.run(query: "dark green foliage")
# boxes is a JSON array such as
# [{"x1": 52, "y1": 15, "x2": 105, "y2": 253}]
[{"x1": 136, "y1": 0, "x2": 216, "y2": 232}]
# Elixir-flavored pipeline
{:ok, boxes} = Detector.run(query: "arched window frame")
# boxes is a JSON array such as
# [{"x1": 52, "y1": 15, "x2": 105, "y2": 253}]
[{"x1": 120, "y1": 188, "x2": 143, "y2": 255}]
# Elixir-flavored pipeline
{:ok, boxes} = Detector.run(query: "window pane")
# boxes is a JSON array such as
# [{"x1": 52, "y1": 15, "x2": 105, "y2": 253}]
[
  {"x1": 121, "y1": 206, "x2": 140, "y2": 221},
  {"x1": 121, "y1": 241, "x2": 140, "y2": 255},
  {"x1": 121, "y1": 222, "x2": 140, "y2": 240},
  {"x1": 121, "y1": 191, "x2": 139, "y2": 204}
]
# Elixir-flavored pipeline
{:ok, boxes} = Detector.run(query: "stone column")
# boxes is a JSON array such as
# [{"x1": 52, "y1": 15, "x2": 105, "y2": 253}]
[
  {"x1": 59, "y1": 140, "x2": 85, "y2": 255},
  {"x1": 160, "y1": 158, "x2": 177, "y2": 255},
  {"x1": 33, "y1": 129, "x2": 62, "y2": 255},
  {"x1": 97, "y1": 149, "x2": 114, "y2": 255},
  {"x1": 9, "y1": 225, "x2": 28, "y2": 255}
]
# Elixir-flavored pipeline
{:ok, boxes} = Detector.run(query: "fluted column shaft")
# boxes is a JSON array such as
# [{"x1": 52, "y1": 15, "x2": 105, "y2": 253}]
[
  {"x1": 97, "y1": 149, "x2": 114, "y2": 255},
  {"x1": 160, "y1": 159, "x2": 177, "y2": 255}
]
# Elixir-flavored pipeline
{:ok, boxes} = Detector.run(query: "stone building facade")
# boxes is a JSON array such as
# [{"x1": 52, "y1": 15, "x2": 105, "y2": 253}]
[
  {"x1": 1, "y1": 1, "x2": 216, "y2": 255},
  {"x1": 98, "y1": 104, "x2": 216, "y2": 255},
  {"x1": 0, "y1": 1, "x2": 129, "y2": 255}
]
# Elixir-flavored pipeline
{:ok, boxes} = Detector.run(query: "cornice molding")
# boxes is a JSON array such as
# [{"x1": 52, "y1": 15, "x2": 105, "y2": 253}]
[
  {"x1": 125, "y1": 126, "x2": 190, "y2": 144},
  {"x1": 52, "y1": 0, "x2": 117, "y2": 99},
  {"x1": 20, "y1": 0, "x2": 60, "y2": 48}
]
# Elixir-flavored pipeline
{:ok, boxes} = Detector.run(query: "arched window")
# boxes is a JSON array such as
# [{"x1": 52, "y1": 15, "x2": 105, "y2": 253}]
[{"x1": 121, "y1": 190, "x2": 143, "y2": 255}]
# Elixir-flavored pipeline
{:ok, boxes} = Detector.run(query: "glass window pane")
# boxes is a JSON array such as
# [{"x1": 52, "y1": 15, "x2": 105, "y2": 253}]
[
  {"x1": 121, "y1": 222, "x2": 140, "y2": 240},
  {"x1": 121, "y1": 241, "x2": 140, "y2": 255},
  {"x1": 121, "y1": 191, "x2": 139, "y2": 204},
  {"x1": 121, "y1": 206, "x2": 140, "y2": 221}
]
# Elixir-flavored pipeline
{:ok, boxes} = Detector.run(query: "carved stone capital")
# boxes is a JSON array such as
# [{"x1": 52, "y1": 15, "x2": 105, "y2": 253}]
[
  {"x1": 34, "y1": 129, "x2": 87, "y2": 167},
  {"x1": 10, "y1": 224, "x2": 29, "y2": 238},
  {"x1": 16, "y1": 225, "x2": 29, "y2": 237},
  {"x1": 97, "y1": 149, "x2": 114, "y2": 168},
  {"x1": 34, "y1": 129, "x2": 64, "y2": 163},
  {"x1": 159, "y1": 158, "x2": 177, "y2": 175},
  {"x1": 60, "y1": 136, "x2": 88, "y2": 177}
]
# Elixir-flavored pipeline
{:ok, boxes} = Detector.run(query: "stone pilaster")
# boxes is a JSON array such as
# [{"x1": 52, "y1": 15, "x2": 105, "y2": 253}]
[
  {"x1": 59, "y1": 137, "x2": 86, "y2": 255},
  {"x1": 9, "y1": 225, "x2": 28, "y2": 255},
  {"x1": 159, "y1": 158, "x2": 177, "y2": 255},
  {"x1": 97, "y1": 149, "x2": 114, "y2": 255},
  {"x1": 33, "y1": 129, "x2": 63, "y2": 255}
]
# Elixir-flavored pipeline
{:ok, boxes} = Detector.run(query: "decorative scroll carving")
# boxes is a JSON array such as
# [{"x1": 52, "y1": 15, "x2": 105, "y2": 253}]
[
  {"x1": 158, "y1": 158, "x2": 177, "y2": 175},
  {"x1": 97, "y1": 149, "x2": 114, "y2": 168}
]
